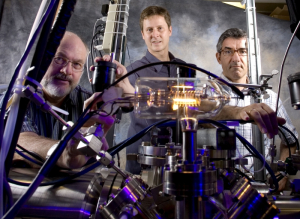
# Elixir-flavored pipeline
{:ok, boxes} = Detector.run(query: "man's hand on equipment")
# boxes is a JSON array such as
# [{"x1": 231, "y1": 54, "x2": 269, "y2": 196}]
[
  {"x1": 82, "y1": 92, "x2": 115, "y2": 150},
  {"x1": 239, "y1": 103, "x2": 286, "y2": 139},
  {"x1": 90, "y1": 55, "x2": 134, "y2": 94},
  {"x1": 219, "y1": 103, "x2": 286, "y2": 139}
]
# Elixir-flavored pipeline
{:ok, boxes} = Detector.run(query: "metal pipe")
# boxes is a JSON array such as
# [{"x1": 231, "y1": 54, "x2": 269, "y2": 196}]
[
  {"x1": 182, "y1": 130, "x2": 197, "y2": 163},
  {"x1": 184, "y1": 197, "x2": 205, "y2": 219},
  {"x1": 9, "y1": 168, "x2": 102, "y2": 219},
  {"x1": 175, "y1": 197, "x2": 184, "y2": 219}
]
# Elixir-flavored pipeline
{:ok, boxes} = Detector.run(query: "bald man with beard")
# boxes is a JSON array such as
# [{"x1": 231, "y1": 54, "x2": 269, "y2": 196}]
[{"x1": 11, "y1": 31, "x2": 114, "y2": 169}]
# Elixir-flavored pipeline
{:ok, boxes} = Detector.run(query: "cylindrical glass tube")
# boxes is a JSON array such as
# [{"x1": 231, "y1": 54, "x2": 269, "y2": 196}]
[{"x1": 133, "y1": 77, "x2": 232, "y2": 120}]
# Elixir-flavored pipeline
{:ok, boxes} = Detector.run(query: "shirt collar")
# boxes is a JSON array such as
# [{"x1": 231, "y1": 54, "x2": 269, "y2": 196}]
[
  {"x1": 42, "y1": 89, "x2": 75, "y2": 108},
  {"x1": 67, "y1": 88, "x2": 77, "y2": 106},
  {"x1": 145, "y1": 50, "x2": 177, "y2": 73}
]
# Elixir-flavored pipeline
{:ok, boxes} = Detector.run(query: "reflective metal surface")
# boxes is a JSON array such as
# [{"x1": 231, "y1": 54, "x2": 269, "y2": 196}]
[
  {"x1": 164, "y1": 168, "x2": 218, "y2": 197},
  {"x1": 269, "y1": 196, "x2": 300, "y2": 216},
  {"x1": 138, "y1": 145, "x2": 181, "y2": 157},
  {"x1": 137, "y1": 154, "x2": 166, "y2": 166},
  {"x1": 10, "y1": 167, "x2": 103, "y2": 219}
]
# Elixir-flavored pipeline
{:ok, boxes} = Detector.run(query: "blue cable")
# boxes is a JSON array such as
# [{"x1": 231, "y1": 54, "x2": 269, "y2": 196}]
[
  {"x1": 0, "y1": 0, "x2": 56, "y2": 152},
  {"x1": 8, "y1": 118, "x2": 172, "y2": 188},
  {"x1": 109, "y1": 119, "x2": 172, "y2": 156},
  {"x1": 15, "y1": 149, "x2": 43, "y2": 166},
  {"x1": 0, "y1": 0, "x2": 57, "y2": 217},
  {"x1": 7, "y1": 118, "x2": 171, "y2": 188},
  {"x1": 16, "y1": 144, "x2": 45, "y2": 163},
  {"x1": 3, "y1": 111, "x2": 92, "y2": 219}
]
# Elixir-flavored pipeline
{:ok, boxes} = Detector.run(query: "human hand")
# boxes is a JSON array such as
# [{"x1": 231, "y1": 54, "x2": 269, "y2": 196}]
[
  {"x1": 278, "y1": 176, "x2": 288, "y2": 192},
  {"x1": 83, "y1": 91, "x2": 115, "y2": 127},
  {"x1": 239, "y1": 103, "x2": 286, "y2": 139},
  {"x1": 82, "y1": 92, "x2": 115, "y2": 149},
  {"x1": 90, "y1": 55, "x2": 134, "y2": 94},
  {"x1": 90, "y1": 55, "x2": 127, "y2": 79}
]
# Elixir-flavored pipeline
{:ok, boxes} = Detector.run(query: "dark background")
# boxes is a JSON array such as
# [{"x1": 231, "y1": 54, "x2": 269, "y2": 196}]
[{"x1": 1, "y1": 0, "x2": 299, "y2": 158}]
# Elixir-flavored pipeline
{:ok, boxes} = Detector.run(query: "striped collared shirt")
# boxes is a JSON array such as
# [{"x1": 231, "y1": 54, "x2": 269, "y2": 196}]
[
  {"x1": 219, "y1": 73, "x2": 298, "y2": 160},
  {"x1": 20, "y1": 85, "x2": 92, "y2": 140}
]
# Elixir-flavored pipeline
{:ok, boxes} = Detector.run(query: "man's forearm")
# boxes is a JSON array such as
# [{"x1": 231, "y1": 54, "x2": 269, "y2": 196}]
[
  {"x1": 213, "y1": 105, "x2": 242, "y2": 120},
  {"x1": 116, "y1": 80, "x2": 135, "y2": 94},
  {"x1": 17, "y1": 132, "x2": 88, "y2": 169},
  {"x1": 17, "y1": 132, "x2": 57, "y2": 160}
]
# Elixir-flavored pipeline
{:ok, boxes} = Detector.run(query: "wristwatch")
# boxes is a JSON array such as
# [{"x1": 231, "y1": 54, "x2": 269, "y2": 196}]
[{"x1": 46, "y1": 143, "x2": 59, "y2": 159}]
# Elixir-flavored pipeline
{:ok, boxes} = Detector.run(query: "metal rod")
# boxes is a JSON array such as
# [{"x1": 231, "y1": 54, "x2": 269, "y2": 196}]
[{"x1": 182, "y1": 130, "x2": 197, "y2": 163}]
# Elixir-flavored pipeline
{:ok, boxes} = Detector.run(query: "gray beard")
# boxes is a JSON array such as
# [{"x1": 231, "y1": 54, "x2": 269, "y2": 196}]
[
  {"x1": 41, "y1": 73, "x2": 74, "y2": 98},
  {"x1": 42, "y1": 82, "x2": 72, "y2": 98}
]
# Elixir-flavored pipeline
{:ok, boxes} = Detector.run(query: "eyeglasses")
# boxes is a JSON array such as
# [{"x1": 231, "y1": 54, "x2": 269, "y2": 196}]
[
  {"x1": 53, "y1": 56, "x2": 84, "y2": 72},
  {"x1": 220, "y1": 48, "x2": 248, "y2": 57}
]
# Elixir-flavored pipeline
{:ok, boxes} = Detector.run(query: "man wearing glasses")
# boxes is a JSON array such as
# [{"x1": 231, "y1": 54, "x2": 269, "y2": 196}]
[
  {"x1": 215, "y1": 28, "x2": 298, "y2": 167},
  {"x1": 13, "y1": 31, "x2": 114, "y2": 169}
]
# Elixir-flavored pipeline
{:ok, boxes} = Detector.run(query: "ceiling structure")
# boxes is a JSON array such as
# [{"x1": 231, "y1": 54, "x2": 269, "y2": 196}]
[{"x1": 208, "y1": 0, "x2": 289, "y2": 20}]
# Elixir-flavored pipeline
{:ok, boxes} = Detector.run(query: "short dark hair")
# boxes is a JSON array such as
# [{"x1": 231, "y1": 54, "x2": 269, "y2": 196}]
[
  {"x1": 139, "y1": 6, "x2": 171, "y2": 31},
  {"x1": 216, "y1": 28, "x2": 247, "y2": 53}
]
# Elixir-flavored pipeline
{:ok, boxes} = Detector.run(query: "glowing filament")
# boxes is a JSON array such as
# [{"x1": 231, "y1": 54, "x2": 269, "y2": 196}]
[
  {"x1": 172, "y1": 85, "x2": 194, "y2": 89},
  {"x1": 173, "y1": 98, "x2": 199, "y2": 110},
  {"x1": 173, "y1": 98, "x2": 197, "y2": 103}
]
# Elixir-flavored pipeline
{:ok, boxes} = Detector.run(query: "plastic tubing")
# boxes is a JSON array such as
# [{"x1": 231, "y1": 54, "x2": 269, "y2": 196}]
[
  {"x1": 7, "y1": 118, "x2": 172, "y2": 188},
  {"x1": 15, "y1": 149, "x2": 43, "y2": 166},
  {"x1": 7, "y1": 118, "x2": 184, "y2": 187},
  {"x1": 109, "y1": 119, "x2": 172, "y2": 156},
  {"x1": 1, "y1": 0, "x2": 48, "y2": 158},
  {"x1": 0, "y1": 1, "x2": 55, "y2": 217},
  {"x1": 241, "y1": 152, "x2": 266, "y2": 173},
  {"x1": 2, "y1": 112, "x2": 92, "y2": 219},
  {"x1": 279, "y1": 125, "x2": 299, "y2": 150}
]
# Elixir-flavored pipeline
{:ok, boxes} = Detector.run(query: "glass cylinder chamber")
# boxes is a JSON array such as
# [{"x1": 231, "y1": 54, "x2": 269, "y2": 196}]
[{"x1": 133, "y1": 77, "x2": 231, "y2": 120}]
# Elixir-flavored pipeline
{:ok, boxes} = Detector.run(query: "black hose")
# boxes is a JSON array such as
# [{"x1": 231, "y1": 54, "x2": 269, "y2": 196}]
[
  {"x1": 16, "y1": 144, "x2": 45, "y2": 163},
  {"x1": 279, "y1": 125, "x2": 299, "y2": 150},
  {"x1": 278, "y1": 128, "x2": 292, "y2": 158},
  {"x1": 109, "y1": 119, "x2": 172, "y2": 156},
  {"x1": 234, "y1": 168, "x2": 254, "y2": 182}
]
